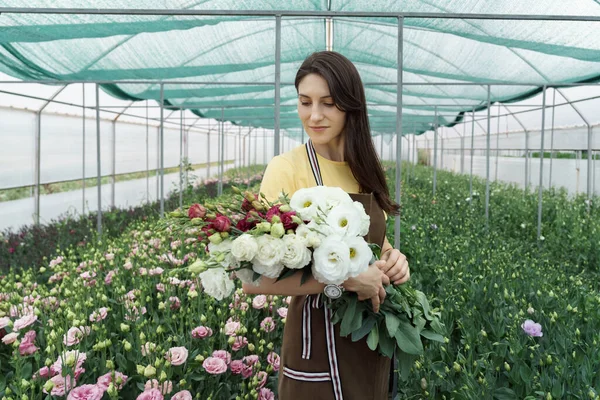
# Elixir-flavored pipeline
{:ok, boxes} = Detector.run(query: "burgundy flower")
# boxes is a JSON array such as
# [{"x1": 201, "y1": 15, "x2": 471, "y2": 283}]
[
  {"x1": 236, "y1": 215, "x2": 257, "y2": 232},
  {"x1": 280, "y1": 211, "x2": 298, "y2": 231},
  {"x1": 188, "y1": 204, "x2": 207, "y2": 219},
  {"x1": 241, "y1": 194, "x2": 258, "y2": 212},
  {"x1": 211, "y1": 215, "x2": 232, "y2": 233},
  {"x1": 265, "y1": 205, "x2": 281, "y2": 222}
]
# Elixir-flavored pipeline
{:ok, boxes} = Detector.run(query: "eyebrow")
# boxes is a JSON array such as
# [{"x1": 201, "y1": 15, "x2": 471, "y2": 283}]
[{"x1": 298, "y1": 94, "x2": 332, "y2": 99}]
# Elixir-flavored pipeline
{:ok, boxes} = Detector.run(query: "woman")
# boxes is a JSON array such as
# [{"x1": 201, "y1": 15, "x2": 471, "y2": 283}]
[{"x1": 242, "y1": 51, "x2": 410, "y2": 400}]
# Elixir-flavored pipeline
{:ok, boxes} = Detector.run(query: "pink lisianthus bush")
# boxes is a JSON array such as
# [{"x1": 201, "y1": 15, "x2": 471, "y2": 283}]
[
  {"x1": 202, "y1": 357, "x2": 228, "y2": 375},
  {"x1": 66, "y1": 384, "x2": 104, "y2": 400},
  {"x1": 137, "y1": 388, "x2": 164, "y2": 400},
  {"x1": 165, "y1": 346, "x2": 188, "y2": 366}
]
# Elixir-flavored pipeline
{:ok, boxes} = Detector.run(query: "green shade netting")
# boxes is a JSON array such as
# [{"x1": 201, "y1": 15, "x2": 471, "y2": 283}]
[{"x1": 0, "y1": 0, "x2": 600, "y2": 139}]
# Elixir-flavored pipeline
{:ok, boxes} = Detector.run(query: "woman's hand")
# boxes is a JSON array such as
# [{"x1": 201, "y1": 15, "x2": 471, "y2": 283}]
[
  {"x1": 379, "y1": 248, "x2": 410, "y2": 285},
  {"x1": 342, "y1": 261, "x2": 390, "y2": 313}
]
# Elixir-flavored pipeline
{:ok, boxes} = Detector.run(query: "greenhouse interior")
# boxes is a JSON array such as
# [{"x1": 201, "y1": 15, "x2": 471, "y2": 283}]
[{"x1": 0, "y1": 2, "x2": 599, "y2": 400}]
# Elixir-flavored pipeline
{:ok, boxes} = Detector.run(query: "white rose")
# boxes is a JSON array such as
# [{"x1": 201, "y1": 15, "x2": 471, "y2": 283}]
[
  {"x1": 326, "y1": 203, "x2": 363, "y2": 237},
  {"x1": 231, "y1": 234, "x2": 258, "y2": 262},
  {"x1": 352, "y1": 202, "x2": 371, "y2": 236},
  {"x1": 235, "y1": 268, "x2": 260, "y2": 286},
  {"x1": 344, "y1": 236, "x2": 372, "y2": 277},
  {"x1": 254, "y1": 235, "x2": 286, "y2": 268},
  {"x1": 323, "y1": 186, "x2": 354, "y2": 209},
  {"x1": 199, "y1": 268, "x2": 235, "y2": 300},
  {"x1": 252, "y1": 260, "x2": 285, "y2": 279},
  {"x1": 312, "y1": 235, "x2": 352, "y2": 285},
  {"x1": 290, "y1": 187, "x2": 327, "y2": 221},
  {"x1": 208, "y1": 240, "x2": 238, "y2": 268},
  {"x1": 282, "y1": 234, "x2": 312, "y2": 270},
  {"x1": 295, "y1": 224, "x2": 322, "y2": 248}
]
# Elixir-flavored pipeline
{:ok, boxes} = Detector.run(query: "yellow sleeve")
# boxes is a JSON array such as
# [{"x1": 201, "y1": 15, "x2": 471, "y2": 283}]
[{"x1": 260, "y1": 155, "x2": 297, "y2": 203}]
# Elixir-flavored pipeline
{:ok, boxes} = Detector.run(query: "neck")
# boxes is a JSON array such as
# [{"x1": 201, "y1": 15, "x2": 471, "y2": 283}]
[{"x1": 311, "y1": 136, "x2": 345, "y2": 162}]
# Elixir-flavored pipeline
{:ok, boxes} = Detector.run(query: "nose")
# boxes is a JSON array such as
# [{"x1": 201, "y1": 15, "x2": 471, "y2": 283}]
[{"x1": 310, "y1": 105, "x2": 324, "y2": 123}]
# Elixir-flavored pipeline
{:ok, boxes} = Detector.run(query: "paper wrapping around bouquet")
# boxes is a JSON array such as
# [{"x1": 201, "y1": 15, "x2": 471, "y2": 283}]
[{"x1": 348, "y1": 193, "x2": 386, "y2": 249}]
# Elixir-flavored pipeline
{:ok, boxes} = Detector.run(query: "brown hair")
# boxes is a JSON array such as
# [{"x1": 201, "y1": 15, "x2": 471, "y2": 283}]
[{"x1": 294, "y1": 51, "x2": 400, "y2": 215}]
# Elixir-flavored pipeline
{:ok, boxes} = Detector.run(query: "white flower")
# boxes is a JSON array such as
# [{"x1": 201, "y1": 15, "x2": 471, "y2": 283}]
[
  {"x1": 323, "y1": 186, "x2": 354, "y2": 209},
  {"x1": 295, "y1": 224, "x2": 322, "y2": 248},
  {"x1": 290, "y1": 187, "x2": 327, "y2": 220},
  {"x1": 252, "y1": 235, "x2": 286, "y2": 278},
  {"x1": 231, "y1": 234, "x2": 258, "y2": 262},
  {"x1": 352, "y1": 201, "x2": 370, "y2": 237},
  {"x1": 312, "y1": 235, "x2": 352, "y2": 285},
  {"x1": 208, "y1": 240, "x2": 238, "y2": 268},
  {"x1": 344, "y1": 236, "x2": 372, "y2": 277},
  {"x1": 235, "y1": 268, "x2": 260, "y2": 286},
  {"x1": 282, "y1": 234, "x2": 312, "y2": 270},
  {"x1": 199, "y1": 268, "x2": 235, "y2": 300},
  {"x1": 325, "y1": 203, "x2": 363, "y2": 237}
]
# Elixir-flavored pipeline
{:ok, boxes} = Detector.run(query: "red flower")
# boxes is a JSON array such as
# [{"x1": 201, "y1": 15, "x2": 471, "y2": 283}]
[
  {"x1": 241, "y1": 195, "x2": 258, "y2": 212},
  {"x1": 280, "y1": 211, "x2": 299, "y2": 231},
  {"x1": 188, "y1": 204, "x2": 207, "y2": 219},
  {"x1": 8, "y1": 247, "x2": 15, "y2": 254},
  {"x1": 266, "y1": 205, "x2": 281, "y2": 222},
  {"x1": 236, "y1": 215, "x2": 256, "y2": 232},
  {"x1": 211, "y1": 215, "x2": 232, "y2": 233}
]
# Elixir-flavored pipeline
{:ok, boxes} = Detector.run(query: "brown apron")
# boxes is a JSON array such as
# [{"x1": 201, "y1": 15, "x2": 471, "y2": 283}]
[{"x1": 277, "y1": 141, "x2": 391, "y2": 400}]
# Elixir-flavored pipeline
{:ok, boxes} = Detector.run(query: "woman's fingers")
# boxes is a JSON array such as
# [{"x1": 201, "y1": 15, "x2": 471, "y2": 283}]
[
  {"x1": 371, "y1": 294, "x2": 381, "y2": 313},
  {"x1": 393, "y1": 269, "x2": 411, "y2": 285}
]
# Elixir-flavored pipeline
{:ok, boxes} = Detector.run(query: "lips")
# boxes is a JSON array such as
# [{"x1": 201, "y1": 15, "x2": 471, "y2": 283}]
[{"x1": 310, "y1": 126, "x2": 328, "y2": 131}]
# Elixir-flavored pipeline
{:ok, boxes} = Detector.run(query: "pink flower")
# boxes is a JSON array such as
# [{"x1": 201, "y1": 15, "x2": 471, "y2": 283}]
[
  {"x1": 239, "y1": 302, "x2": 249, "y2": 311},
  {"x1": 230, "y1": 360, "x2": 244, "y2": 375},
  {"x1": 52, "y1": 350, "x2": 87, "y2": 374},
  {"x1": 35, "y1": 366, "x2": 50, "y2": 379},
  {"x1": 19, "y1": 330, "x2": 38, "y2": 356},
  {"x1": 171, "y1": 390, "x2": 193, "y2": 400},
  {"x1": 243, "y1": 354, "x2": 259, "y2": 366},
  {"x1": 241, "y1": 364, "x2": 253, "y2": 379},
  {"x1": 256, "y1": 371, "x2": 268, "y2": 388},
  {"x1": 136, "y1": 388, "x2": 164, "y2": 400},
  {"x1": 67, "y1": 384, "x2": 104, "y2": 400},
  {"x1": 521, "y1": 320, "x2": 543, "y2": 337},
  {"x1": 188, "y1": 204, "x2": 207, "y2": 219},
  {"x1": 149, "y1": 267, "x2": 164, "y2": 276},
  {"x1": 2, "y1": 332, "x2": 18, "y2": 344},
  {"x1": 144, "y1": 380, "x2": 173, "y2": 395},
  {"x1": 224, "y1": 320, "x2": 241, "y2": 336},
  {"x1": 141, "y1": 342, "x2": 156, "y2": 356},
  {"x1": 63, "y1": 326, "x2": 91, "y2": 346},
  {"x1": 277, "y1": 307, "x2": 288, "y2": 318},
  {"x1": 0, "y1": 316, "x2": 10, "y2": 329},
  {"x1": 105, "y1": 253, "x2": 115, "y2": 261},
  {"x1": 285, "y1": 296, "x2": 292, "y2": 305},
  {"x1": 13, "y1": 313, "x2": 37, "y2": 331},
  {"x1": 104, "y1": 270, "x2": 116, "y2": 285},
  {"x1": 165, "y1": 346, "x2": 188, "y2": 366},
  {"x1": 97, "y1": 371, "x2": 128, "y2": 391},
  {"x1": 156, "y1": 284, "x2": 165, "y2": 293},
  {"x1": 191, "y1": 326, "x2": 213, "y2": 339},
  {"x1": 260, "y1": 317, "x2": 275, "y2": 333},
  {"x1": 89, "y1": 307, "x2": 108, "y2": 322},
  {"x1": 211, "y1": 215, "x2": 232, "y2": 232},
  {"x1": 169, "y1": 296, "x2": 181, "y2": 310},
  {"x1": 231, "y1": 336, "x2": 248, "y2": 351},
  {"x1": 252, "y1": 295, "x2": 267, "y2": 309},
  {"x1": 202, "y1": 357, "x2": 228, "y2": 374},
  {"x1": 123, "y1": 261, "x2": 133, "y2": 270},
  {"x1": 267, "y1": 352, "x2": 280, "y2": 372},
  {"x1": 212, "y1": 350, "x2": 231, "y2": 365},
  {"x1": 258, "y1": 388, "x2": 275, "y2": 400},
  {"x1": 80, "y1": 271, "x2": 96, "y2": 280},
  {"x1": 43, "y1": 374, "x2": 75, "y2": 396}
]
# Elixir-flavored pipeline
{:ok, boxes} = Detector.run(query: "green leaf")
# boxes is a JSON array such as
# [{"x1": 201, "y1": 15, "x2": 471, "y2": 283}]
[
  {"x1": 21, "y1": 362, "x2": 32, "y2": 379},
  {"x1": 116, "y1": 353, "x2": 128, "y2": 370},
  {"x1": 493, "y1": 387, "x2": 517, "y2": 400},
  {"x1": 252, "y1": 272, "x2": 261, "y2": 282},
  {"x1": 415, "y1": 290, "x2": 433, "y2": 320},
  {"x1": 394, "y1": 318, "x2": 424, "y2": 355},
  {"x1": 300, "y1": 266, "x2": 312, "y2": 286},
  {"x1": 366, "y1": 322, "x2": 379, "y2": 351},
  {"x1": 378, "y1": 328, "x2": 396, "y2": 358},
  {"x1": 420, "y1": 330, "x2": 445, "y2": 343},
  {"x1": 397, "y1": 351, "x2": 418, "y2": 382},
  {"x1": 275, "y1": 267, "x2": 295, "y2": 282},
  {"x1": 385, "y1": 312, "x2": 401, "y2": 337},
  {"x1": 351, "y1": 316, "x2": 377, "y2": 342},
  {"x1": 340, "y1": 296, "x2": 358, "y2": 337},
  {"x1": 519, "y1": 364, "x2": 533, "y2": 383},
  {"x1": 551, "y1": 380, "x2": 563, "y2": 399}
]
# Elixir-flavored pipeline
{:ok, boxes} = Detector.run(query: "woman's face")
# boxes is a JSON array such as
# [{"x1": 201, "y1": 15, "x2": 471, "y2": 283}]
[{"x1": 297, "y1": 73, "x2": 346, "y2": 146}]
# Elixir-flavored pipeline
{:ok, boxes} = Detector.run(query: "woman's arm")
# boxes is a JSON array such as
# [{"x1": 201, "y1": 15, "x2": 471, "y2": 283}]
[{"x1": 242, "y1": 270, "x2": 325, "y2": 296}]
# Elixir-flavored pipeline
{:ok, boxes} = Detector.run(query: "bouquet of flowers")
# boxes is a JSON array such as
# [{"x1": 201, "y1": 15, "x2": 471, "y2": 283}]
[{"x1": 164, "y1": 186, "x2": 444, "y2": 374}]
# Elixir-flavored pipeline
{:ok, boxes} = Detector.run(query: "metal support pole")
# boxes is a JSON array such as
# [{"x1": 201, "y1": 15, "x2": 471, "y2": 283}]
[
  {"x1": 238, "y1": 126, "x2": 243, "y2": 169},
  {"x1": 495, "y1": 104, "x2": 500, "y2": 181},
  {"x1": 273, "y1": 15, "x2": 282, "y2": 156},
  {"x1": 145, "y1": 100, "x2": 149, "y2": 201},
  {"x1": 34, "y1": 112, "x2": 41, "y2": 225},
  {"x1": 159, "y1": 83, "x2": 165, "y2": 217},
  {"x1": 184, "y1": 112, "x2": 189, "y2": 188},
  {"x1": 394, "y1": 17, "x2": 404, "y2": 250},
  {"x1": 179, "y1": 108, "x2": 183, "y2": 209},
  {"x1": 549, "y1": 89, "x2": 556, "y2": 188},
  {"x1": 380, "y1": 134, "x2": 384, "y2": 159},
  {"x1": 156, "y1": 126, "x2": 159, "y2": 201},
  {"x1": 82, "y1": 83, "x2": 86, "y2": 216},
  {"x1": 440, "y1": 129, "x2": 444, "y2": 170},
  {"x1": 461, "y1": 119, "x2": 465, "y2": 174},
  {"x1": 111, "y1": 121, "x2": 116, "y2": 208},
  {"x1": 433, "y1": 107, "x2": 438, "y2": 197},
  {"x1": 485, "y1": 86, "x2": 491, "y2": 226},
  {"x1": 218, "y1": 107, "x2": 225, "y2": 196},
  {"x1": 587, "y1": 125, "x2": 592, "y2": 211},
  {"x1": 537, "y1": 86, "x2": 547, "y2": 240},
  {"x1": 469, "y1": 109, "x2": 475, "y2": 202},
  {"x1": 95, "y1": 83, "x2": 102, "y2": 238},
  {"x1": 207, "y1": 119, "x2": 211, "y2": 180},
  {"x1": 525, "y1": 127, "x2": 529, "y2": 194},
  {"x1": 254, "y1": 126, "x2": 258, "y2": 163}
]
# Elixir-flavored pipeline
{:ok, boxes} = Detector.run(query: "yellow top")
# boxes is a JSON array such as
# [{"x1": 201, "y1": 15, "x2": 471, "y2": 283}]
[{"x1": 260, "y1": 144, "x2": 359, "y2": 203}]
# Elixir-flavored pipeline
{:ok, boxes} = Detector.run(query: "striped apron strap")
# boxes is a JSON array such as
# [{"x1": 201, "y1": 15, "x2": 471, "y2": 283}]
[{"x1": 302, "y1": 140, "x2": 344, "y2": 400}]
